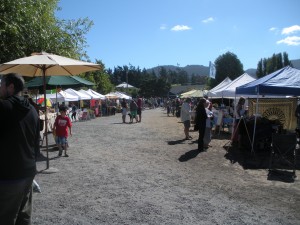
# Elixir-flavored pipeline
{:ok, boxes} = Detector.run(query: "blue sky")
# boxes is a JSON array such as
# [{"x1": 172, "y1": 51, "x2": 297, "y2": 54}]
[{"x1": 56, "y1": 0, "x2": 300, "y2": 70}]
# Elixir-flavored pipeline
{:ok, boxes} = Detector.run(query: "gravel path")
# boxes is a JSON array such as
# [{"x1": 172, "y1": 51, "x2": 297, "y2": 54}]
[{"x1": 33, "y1": 108, "x2": 300, "y2": 225}]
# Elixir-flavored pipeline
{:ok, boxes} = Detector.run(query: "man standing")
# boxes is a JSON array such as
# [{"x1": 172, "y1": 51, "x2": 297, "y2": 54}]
[
  {"x1": 181, "y1": 98, "x2": 192, "y2": 140},
  {"x1": 0, "y1": 73, "x2": 40, "y2": 224},
  {"x1": 137, "y1": 96, "x2": 143, "y2": 122},
  {"x1": 121, "y1": 98, "x2": 128, "y2": 123},
  {"x1": 194, "y1": 98, "x2": 208, "y2": 151},
  {"x1": 71, "y1": 103, "x2": 77, "y2": 122}
]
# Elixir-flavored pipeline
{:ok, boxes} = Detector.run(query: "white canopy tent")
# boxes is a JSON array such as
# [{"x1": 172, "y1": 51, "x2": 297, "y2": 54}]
[
  {"x1": 180, "y1": 89, "x2": 206, "y2": 98},
  {"x1": 207, "y1": 77, "x2": 232, "y2": 96},
  {"x1": 45, "y1": 90, "x2": 79, "y2": 102},
  {"x1": 79, "y1": 89, "x2": 102, "y2": 99},
  {"x1": 110, "y1": 91, "x2": 132, "y2": 100},
  {"x1": 209, "y1": 73, "x2": 256, "y2": 99},
  {"x1": 116, "y1": 82, "x2": 135, "y2": 88},
  {"x1": 104, "y1": 93, "x2": 119, "y2": 99},
  {"x1": 65, "y1": 88, "x2": 91, "y2": 100},
  {"x1": 86, "y1": 89, "x2": 106, "y2": 100}
]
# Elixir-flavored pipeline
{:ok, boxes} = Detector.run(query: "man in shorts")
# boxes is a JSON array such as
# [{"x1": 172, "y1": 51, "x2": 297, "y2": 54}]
[{"x1": 53, "y1": 106, "x2": 72, "y2": 157}]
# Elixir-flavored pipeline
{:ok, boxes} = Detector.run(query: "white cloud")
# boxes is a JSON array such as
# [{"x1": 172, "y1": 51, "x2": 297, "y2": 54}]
[
  {"x1": 277, "y1": 36, "x2": 300, "y2": 46},
  {"x1": 160, "y1": 24, "x2": 167, "y2": 30},
  {"x1": 281, "y1": 25, "x2": 300, "y2": 35},
  {"x1": 269, "y1": 27, "x2": 277, "y2": 31},
  {"x1": 202, "y1": 17, "x2": 214, "y2": 23},
  {"x1": 171, "y1": 25, "x2": 192, "y2": 31}
]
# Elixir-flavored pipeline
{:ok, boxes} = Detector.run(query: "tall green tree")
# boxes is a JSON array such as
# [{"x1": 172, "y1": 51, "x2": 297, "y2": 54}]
[
  {"x1": 139, "y1": 78, "x2": 170, "y2": 98},
  {"x1": 84, "y1": 60, "x2": 114, "y2": 94},
  {"x1": 256, "y1": 52, "x2": 292, "y2": 77},
  {"x1": 0, "y1": 0, "x2": 93, "y2": 64},
  {"x1": 208, "y1": 52, "x2": 244, "y2": 88}
]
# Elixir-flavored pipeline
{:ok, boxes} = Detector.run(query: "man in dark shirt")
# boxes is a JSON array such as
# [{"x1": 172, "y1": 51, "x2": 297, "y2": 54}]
[{"x1": 0, "y1": 73, "x2": 40, "y2": 224}]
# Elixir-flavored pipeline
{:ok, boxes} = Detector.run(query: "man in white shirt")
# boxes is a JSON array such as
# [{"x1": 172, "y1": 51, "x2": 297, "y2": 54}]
[{"x1": 181, "y1": 98, "x2": 192, "y2": 140}]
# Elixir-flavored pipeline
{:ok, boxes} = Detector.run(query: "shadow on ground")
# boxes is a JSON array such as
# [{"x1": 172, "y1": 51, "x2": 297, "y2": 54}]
[
  {"x1": 178, "y1": 149, "x2": 200, "y2": 162},
  {"x1": 167, "y1": 139, "x2": 186, "y2": 145},
  {"x1": 224, "y1": 144, "x2": 300, "y2": 183}
]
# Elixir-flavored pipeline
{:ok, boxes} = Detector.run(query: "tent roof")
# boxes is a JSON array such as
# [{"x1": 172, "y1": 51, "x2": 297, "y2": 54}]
[
  {"x1": 79, "y1": 89, "x2": 101, "y2": 99},
  {"x1": 208, "y1": 77, "x2": 232, "y2": 94},
  {"x1": 111, "y1": 91, "x2": 132, "y2": 100},
  {"x1": 65, "y1": 88, "x2": 91, "y2": 100},
  {"x1": 209, "y1": 73, "x2": 256, "y2": 98},
  {"x1": 46, "y1": 90, "x2": 79, "y2": 102},
  {"x1": 86, "y1": 89, "x2": 106, "y2": 99},
  {"x1": 116, "y1": 82, "x2": 135, "y2": 88},
  {"x1": 180, "y1": 89, "x2": 206, "y2": 98},
  {"x1": 236, "y1": 66, "x2": 300, "y2": 96}
]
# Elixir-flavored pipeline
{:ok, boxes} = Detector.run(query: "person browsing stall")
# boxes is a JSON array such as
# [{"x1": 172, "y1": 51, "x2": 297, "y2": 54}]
[
  {"x1": 232, "y1": 96, "x2": 246, "y2": 143},
  {"x1": 194, "y1": 98, "x2": 208, "y2": 151}
]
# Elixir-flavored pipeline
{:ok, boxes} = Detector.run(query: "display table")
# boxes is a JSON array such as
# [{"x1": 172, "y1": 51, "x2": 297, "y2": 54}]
[{"x1": 39, "y1": 113, "x2": 57, "y2": 133}]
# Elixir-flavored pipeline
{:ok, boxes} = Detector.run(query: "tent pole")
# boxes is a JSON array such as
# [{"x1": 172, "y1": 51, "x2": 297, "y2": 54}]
[{"x1": 251, "y1": 90, "x2": 259, "y2": 154}]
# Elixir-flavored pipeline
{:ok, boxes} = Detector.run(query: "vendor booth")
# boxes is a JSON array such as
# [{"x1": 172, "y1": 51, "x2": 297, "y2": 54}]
[
  {"x1": 236, "y1": 66, "x2": 300, "y2": 176},
  {"x1": 236, "y1": 66, "x2": 300, "y2": 131}
]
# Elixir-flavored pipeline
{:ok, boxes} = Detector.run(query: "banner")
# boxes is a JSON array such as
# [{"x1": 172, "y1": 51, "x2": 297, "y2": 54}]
[
  {"x1": 248, "y1": 98, "x2": 297, "y2": 130},
  {"x1": 209, "y1": 61, "x2": 216, "y2": 79}
]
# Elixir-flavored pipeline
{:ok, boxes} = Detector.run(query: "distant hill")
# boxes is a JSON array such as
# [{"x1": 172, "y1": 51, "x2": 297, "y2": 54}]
[
  {"x1": 147, "y1": 65, "x2": 209, "y2": 76},
  {"x1": 147, "y1": 59, "x2": 300, "y2": 77},
  {"x1": 291, "y1": 59, "x2": 300, "y2": 69},
  {"x1": 245, "y1": 68, "x2": 257, "y2": 77}
]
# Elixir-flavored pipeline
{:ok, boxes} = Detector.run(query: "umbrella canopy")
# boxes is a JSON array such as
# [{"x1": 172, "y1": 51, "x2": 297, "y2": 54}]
[
  {"x1": 0, "y1": 52, "x2": 101, "y2": 170},
  {"x1": 71, "y1": 76, "x2": 95, "y2": 86},
  {"x1": 25, "y1": 75, "x2": 94, "y2": 92},
  {"x1": 0, "y1": 52, "x2": 101, "y2": 76}
]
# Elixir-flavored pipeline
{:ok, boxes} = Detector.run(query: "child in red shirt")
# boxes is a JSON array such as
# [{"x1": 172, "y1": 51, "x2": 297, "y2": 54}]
[{"x1": 53, "y1": 106, "x2": 72, "y2": 157}]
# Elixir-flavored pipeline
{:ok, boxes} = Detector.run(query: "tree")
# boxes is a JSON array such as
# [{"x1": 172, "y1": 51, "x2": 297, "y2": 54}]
[
  {"x1": 139, "y1": 77, "x2": 170, "y2": 98},
  {"x1": 208, "y1": 52, "x2": 244, "y2": 88},
  {"x1": 84, "y1": 60, "x2": 114, "y2": 94},
  {"x1": 0, "y1": 0, "x2": 93, "y2": 64},
  {"x1": 256, "y1": 52, "x2": 292, "y2": 77}
]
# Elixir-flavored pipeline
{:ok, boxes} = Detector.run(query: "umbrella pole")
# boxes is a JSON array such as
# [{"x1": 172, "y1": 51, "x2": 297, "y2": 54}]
[{"x1": 42, "y1": 69, "x2": 50, "y2": 169}]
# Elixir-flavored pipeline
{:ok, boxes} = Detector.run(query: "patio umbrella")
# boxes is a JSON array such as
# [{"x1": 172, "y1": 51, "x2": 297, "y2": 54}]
[
  {"x1": 37, "y1": 97, "x2": 52, "y2": 107},
  {"x1": 0, "y1": 52, "x2": 101, "y2": 170}
]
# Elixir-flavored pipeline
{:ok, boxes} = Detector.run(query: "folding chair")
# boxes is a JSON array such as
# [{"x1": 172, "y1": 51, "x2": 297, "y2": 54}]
[{"x1": 269, "y1": 133, "x2": 297, "y2": 177}]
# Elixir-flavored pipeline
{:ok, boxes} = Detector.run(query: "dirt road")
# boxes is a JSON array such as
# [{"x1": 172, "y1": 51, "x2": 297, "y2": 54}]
[{"x1": 33, "y1": 108, "x2": 300, "y2": 225}]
